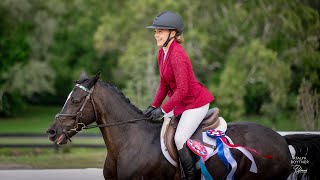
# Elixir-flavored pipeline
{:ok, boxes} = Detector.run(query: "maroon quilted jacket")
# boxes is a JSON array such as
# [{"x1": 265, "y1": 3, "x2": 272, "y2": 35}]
[{"x1": 151, "y1": 40, "x2": 214, "y2": 116}]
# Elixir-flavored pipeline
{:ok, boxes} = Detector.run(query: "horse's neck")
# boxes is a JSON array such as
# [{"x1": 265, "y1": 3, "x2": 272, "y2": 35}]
[{"x1": 93, "y1": 83, "x2": 151, "y2": 155}]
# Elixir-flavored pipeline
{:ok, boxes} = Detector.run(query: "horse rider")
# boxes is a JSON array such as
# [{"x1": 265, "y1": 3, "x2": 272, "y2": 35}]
[{"x1": 144, "y1": 11, "x2": 215, "y2": 180}]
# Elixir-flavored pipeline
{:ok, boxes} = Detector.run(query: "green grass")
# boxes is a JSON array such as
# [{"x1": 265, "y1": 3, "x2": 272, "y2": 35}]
[
  {"x1": 0, "y1": 137, "x2": 105, "y2": 145},
  {"x1": 0, "y1": 105, "x2": 105, "y2": 169},
  {"x1": 0, "y1": 148, "x2": 106, "y2": 169},
  {"x1": 0, "y1": 105, "x2": 100, "y2": 134}
]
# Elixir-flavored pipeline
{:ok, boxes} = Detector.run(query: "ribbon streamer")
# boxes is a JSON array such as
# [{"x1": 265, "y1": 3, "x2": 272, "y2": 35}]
[
  {"x1": 220, "y1": 137, "x2": 273, "y2": 159},
  {"x1": 223, "y1": 142, "x2": 237, "y2": 180},
  {"x1": 200, "y1": 159, "x2": 213, "y2": 180},
  {"x1": 216, "y1": 138, "x2": 231, "y2": 179},
  {"x1": 206, "y1": 129, "x2": 273, "y2": 178}
]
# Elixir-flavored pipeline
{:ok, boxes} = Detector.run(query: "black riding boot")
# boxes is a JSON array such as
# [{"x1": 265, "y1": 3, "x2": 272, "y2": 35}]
[{"x1": 178, "y1": 144, "x2": 196, "y2": 180}]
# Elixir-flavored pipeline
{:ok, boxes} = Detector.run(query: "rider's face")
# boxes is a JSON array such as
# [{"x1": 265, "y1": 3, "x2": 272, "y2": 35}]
[{"x1": 154, "y1": 29, "x2": 171, "y2": 47}]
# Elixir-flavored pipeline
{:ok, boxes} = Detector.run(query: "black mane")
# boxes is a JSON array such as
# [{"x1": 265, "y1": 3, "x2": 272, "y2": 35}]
[{"x1": 100, "y1": 81, "x2": 143, "y2": 114}]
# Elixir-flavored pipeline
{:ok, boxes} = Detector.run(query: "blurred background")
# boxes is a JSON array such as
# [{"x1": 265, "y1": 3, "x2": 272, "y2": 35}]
[{"x1": 0, "y1": 0, "x2": 319, "y2": 169}]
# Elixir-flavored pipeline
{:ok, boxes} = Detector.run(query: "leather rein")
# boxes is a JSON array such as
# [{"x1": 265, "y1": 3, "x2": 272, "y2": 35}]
[{"x1": 55, "y1": 84, "x2": 150, "y2": 141}]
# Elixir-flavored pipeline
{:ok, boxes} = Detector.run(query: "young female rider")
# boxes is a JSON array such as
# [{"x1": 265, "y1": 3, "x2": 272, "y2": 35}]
[{"x1": 144, "y1": 11, "x2": 214, "y2": 179}]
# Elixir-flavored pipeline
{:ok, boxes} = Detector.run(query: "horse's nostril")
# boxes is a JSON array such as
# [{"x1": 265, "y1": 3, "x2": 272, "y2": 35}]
[{"x1": 47, "y1": 128, "x2": 56, "y2": 137}]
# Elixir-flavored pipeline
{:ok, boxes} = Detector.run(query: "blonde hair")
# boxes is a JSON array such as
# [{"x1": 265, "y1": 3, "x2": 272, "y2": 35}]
[{"x1": 175, "y1": 35, "x2": 184, "y2": 44}]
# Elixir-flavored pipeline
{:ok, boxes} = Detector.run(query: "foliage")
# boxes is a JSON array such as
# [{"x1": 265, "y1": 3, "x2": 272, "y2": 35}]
[
  {"x1": 118, "y1": 36, "x2": 159, "y2": 108},
  {"x1": 206, "y1": 0, "x2": 319, "y2": 125},
  {"x1": 49, "y1": 0, "x2": 116, "y2": 102},
  {"x1": 0, "y1": 0, "x2": 61, "y2": 115},
  {"x1": 93, "y1": 0, "x2": 182, "y2": 108},
  {"x1": 0, "y1": 61, "x2": 55, "y2": 115},
  {"x1": 297, "y1": 79, "x2": 320, "y2": 130},
  {"x1": 215, "y1": 40, "x2": 290, "y2": 121},
  {"x1": 0, "y1": 148, "x2": 106, "y2": 168},
  {"x1": 0, "y1": 0, "x2": 319, "y2": 130}
]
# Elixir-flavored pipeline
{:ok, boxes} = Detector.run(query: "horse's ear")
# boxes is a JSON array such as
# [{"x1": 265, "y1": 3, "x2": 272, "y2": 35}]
[
  {"x1": 79, "y1": 71, "x2": 89, "y2": 81},
  {"x1": 92, "y1": 71, "x2": 101, "y2": 84},
  {"x1": 74, "y1": 71, "x2": 89, "y2": 84},
  {"x1": 94, "y1": 72, "x2": 101, "y2": 79}
]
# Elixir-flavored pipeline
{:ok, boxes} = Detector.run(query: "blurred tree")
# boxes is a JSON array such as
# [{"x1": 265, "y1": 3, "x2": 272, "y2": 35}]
[
  {"x1": 215, "y1": 40, "x2": 290, "y2": 122},
  {"x1": 94, "y1": 0, "x2": 182, "y2": 108},
  {"x1": 0, "y1": 0, "x2": 318, "y2": 129},
  {"x1": 0, "y1": 0, "x2": 59, "y2": 115},
  {"x1": 93, "y1": 0, "x2": 319, "y2": 119},
  {"x1": 297, "y1": 79, "x2": 320, "y2": 130},
  {"x1": 207, "y1": 0, "x2": 319, "y2": 123},
  {"x1": 49, "y1": 0, "x2": 114, "y2": 104}
]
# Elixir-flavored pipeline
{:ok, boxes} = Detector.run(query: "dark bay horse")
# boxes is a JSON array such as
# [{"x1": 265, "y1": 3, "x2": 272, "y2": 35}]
[{"x1": 46, "y1": 72, "x2": 320, "y2": 180}]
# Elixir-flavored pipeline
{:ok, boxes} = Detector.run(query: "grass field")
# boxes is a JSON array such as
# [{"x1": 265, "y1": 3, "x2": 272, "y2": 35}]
[
  {"x1": 0, "y1": 106, "x2": 100, "y2": 134},
  {"x1": 0, "y1": 106, "x2": 105, "y2": 169},
  {"x1": 0, "y1": 148, "x2": 106, "y2": 169}
]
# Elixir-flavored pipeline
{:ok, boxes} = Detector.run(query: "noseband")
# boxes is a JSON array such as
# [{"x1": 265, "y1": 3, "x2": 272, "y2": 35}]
[{"x1": 55, "y1": 84, "x2": 98, "y2": 141}]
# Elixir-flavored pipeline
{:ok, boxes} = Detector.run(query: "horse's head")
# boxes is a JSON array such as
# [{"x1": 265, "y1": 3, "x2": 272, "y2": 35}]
[{"x1": 46, "y1": 72, "x2": 100, "y2": 145}]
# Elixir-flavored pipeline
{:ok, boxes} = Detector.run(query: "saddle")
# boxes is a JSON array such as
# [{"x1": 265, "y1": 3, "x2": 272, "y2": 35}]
[{"x1": 164, "y1": 108, "x2": 221, "y2": 162}]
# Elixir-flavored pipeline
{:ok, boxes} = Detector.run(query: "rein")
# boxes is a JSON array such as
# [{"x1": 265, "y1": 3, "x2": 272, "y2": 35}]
[
  {"x1": 55, "y1": 83, "x2": 151, "y2": 138},
  {"x1": 83, "y1": 117, "x2": 151, "y2": 129}
]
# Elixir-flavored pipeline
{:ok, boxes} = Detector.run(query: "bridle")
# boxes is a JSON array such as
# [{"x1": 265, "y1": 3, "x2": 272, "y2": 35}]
[
  {"x1": 55, "y1": 83, "x2": 151, "y2": 142},
  {"x1": 55, "y1": 84, "x2": 98, "y2": 141}
]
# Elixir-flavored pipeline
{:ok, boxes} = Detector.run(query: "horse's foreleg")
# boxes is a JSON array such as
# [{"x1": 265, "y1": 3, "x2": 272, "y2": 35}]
[{"x1": 103, "y1": 156, "x2": 117, "y2": 180}]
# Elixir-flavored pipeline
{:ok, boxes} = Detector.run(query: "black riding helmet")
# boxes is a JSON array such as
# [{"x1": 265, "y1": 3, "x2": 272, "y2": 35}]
[{"x1": 146, "y1": 11, "x2": 184, "y2": 47}]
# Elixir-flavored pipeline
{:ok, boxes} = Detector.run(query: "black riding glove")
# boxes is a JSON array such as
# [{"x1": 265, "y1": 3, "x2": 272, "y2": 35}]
[
  {"x1": 150, "y1": 108, "x2": 164, "y2": 122},
  {"x1": 143, "y1": 106, "x2": 156, "y2": 117}
]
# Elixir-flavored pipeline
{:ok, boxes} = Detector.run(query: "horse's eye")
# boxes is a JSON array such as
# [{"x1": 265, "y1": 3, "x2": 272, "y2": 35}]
[{"x1": 72, "y1": 99, "x2": 80, "y2": 104}]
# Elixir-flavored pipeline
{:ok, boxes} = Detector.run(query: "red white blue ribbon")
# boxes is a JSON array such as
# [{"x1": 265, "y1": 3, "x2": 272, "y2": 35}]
[
  {"x1": 206, "y1": 129, "x2": 272, "y2": 179},
  {"x1": 214, "y1": 135, "x2": 236, "y2": 180}
]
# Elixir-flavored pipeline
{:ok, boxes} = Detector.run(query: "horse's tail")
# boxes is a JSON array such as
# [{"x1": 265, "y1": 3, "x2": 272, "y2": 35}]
[{"x1": 284, "y1": 134, "x2": 320, "y2": 180}]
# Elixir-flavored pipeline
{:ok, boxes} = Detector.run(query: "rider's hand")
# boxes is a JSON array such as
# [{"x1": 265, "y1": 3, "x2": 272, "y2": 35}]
[
  {"x1": 150, "y1": 108, "x2": 164, "y2": 122},
  {"x1": 143, "y1": 106, "x2": 156, "y2": 117}
]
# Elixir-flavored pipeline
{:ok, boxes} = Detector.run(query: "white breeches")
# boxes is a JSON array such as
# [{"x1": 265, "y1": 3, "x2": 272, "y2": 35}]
[{"x1": 170, "y1": 103, "x2": 209, "y2": 150}]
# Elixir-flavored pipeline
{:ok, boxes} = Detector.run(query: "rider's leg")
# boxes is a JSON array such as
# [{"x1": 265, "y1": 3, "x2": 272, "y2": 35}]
[{"x1": 174, "y1": 103, "x2": 209, "y2": 179}]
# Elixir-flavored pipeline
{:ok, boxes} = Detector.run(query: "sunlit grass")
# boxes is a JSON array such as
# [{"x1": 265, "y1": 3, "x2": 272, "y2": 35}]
[
  {"x1": 0, "y1": 106, "x2": 100, "y2": 134},
  {"x1": 0, "y1": 148, "x2": 106, "y2": 169},
  {"x1": 0, "y1": 137, "x2": 105, "y2": 145},
  {"x1": 0, "y1": 105, "x2": 106, "y2": 169}
]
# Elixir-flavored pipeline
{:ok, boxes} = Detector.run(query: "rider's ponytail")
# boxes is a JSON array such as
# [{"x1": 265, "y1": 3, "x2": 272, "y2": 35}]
[{"x1": 175, "y1": 35, "x2": 184, "y2": 44}]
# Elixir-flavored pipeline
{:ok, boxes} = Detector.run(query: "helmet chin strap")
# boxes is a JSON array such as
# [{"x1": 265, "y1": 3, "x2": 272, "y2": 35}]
[{"x1": 163, "y1": 30, "x2": 174, "y2": 47}]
